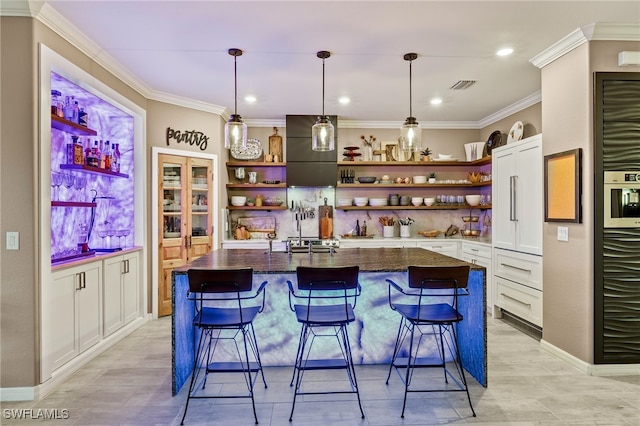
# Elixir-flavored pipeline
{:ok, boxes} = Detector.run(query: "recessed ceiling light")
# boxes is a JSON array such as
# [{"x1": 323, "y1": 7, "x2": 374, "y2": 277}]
[
  {"x1": 338, "y1": 96, "x2": 350, "y2": 105},
  {"x1": 245, "y1": 95, "x2": 257, "y2": 103},
  {"x1": 430, "y1": 98, "x2": 442, "y2": 105},
  {"x1": 496, "y1": 48, "x2": 514, "y2": 57}
]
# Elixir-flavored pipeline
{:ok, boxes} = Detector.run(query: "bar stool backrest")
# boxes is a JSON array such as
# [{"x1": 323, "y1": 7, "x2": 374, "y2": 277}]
[
  {"x1": 296, "y1": 265, "x2": 359, "y2": 291},
  {"x1": 408, "y1": 265, "x2": 470, "y2": 290},
  {"x1": 187, "y1": 268, "x2": 253, "y2": 293}
]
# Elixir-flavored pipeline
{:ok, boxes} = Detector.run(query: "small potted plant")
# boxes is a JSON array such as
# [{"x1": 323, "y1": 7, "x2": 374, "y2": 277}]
[
  {"x1": 420, "y1": 147, "x2": 432, "y2": 161},
  {"x1": 428, "y1": 172, "x2": 437, "y2": 184}
]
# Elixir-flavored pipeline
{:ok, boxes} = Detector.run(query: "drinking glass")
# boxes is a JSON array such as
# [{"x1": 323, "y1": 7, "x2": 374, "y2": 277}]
[
  {"x1": 63, "y1": 173, "x2": 75, "y2": 201},
  {"x1": 51, "y1": 172, "x2": 64, "y2": 201},
  {"x1": 74, "y1": 176, "x2": 86, "y2": 202}
]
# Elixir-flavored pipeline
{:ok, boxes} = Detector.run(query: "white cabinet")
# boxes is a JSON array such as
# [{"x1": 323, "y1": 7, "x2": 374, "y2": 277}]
[
  {"x1": 416, "y1": 240, "x2": 459, "y2": 257},
  {"x1": 492, "y1": 134, "x2": 543, "y2": 255},
  {"x1": 48, "y1": 261, "x2": 102, "y2": 371},
  {"x1": 461, "y1": 242, "x2": 493, "y2": 310},
  {"x1": 493, "y1": 248, "x2": 543, "y2": 327},
  {"x1": 103, "y1": 251, "x2": 140, "y2": 337}
]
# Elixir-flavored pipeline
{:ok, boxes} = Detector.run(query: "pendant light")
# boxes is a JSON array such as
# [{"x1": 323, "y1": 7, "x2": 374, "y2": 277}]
[
  {"x1": 224, "y1": 48, "x2": 247, "y2": 150},
  {"x1": 400, "y1": 52, "x2": 422, "y2": 153},
  {"x1": 311, "y1": 50, "x2": 335, "y2": 152}
]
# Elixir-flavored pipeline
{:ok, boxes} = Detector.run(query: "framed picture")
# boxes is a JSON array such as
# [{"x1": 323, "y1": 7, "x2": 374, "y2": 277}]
[{"x1": 544, "y1": 148, "x2": 582, "y2": 223}]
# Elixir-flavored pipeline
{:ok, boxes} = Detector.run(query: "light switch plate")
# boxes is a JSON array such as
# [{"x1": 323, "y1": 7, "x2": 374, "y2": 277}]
[
  {"x1": 6, "y1": 232, "x2": 19, "y2": 250},
  {"x1": 557, "y1": 226, "x2": 569, "y2": 242}
]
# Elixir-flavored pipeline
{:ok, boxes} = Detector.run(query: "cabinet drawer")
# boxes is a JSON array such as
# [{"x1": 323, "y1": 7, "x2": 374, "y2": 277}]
[
  {"x1": 416, "y1": 241, "x2": 459, "y2": 257},
  {"x1": 461, "y1": 242, "x2": 491, "y2": 259},
  {"x1": 495, "y1": 276, "x2": 542, "y2": 327},
  {"x1": 494, "y1": 249, "x2": 542, "y2": 291}
]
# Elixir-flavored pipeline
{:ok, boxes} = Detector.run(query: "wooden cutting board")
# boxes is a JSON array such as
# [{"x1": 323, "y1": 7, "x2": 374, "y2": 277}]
[
  {"x1": 268, "y1": 127, "x2": 283, "y2": 159},
  {"x1": 318, "y1": 198, "x2": 333, "y2": 239}
]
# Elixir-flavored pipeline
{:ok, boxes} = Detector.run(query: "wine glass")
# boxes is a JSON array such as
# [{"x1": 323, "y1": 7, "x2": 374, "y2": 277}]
[
  {"x1": 106, "y1": 228, "x2": 116, "y2": 248},
  {"x1": 63, "y1": 173, "x2": 75, "y2": 201},
  {"x1": 97, "y1": 229, "x2": 109, "y2": 249},
  {"x1": 74, "y1": 176, "x2": 86, "y2": 202},
  {"x1": 51, "y1": 172, "x2": 64, "y2": 201}
]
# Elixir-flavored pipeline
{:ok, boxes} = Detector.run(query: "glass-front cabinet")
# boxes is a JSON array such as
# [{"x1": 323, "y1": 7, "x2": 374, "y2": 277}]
[{"x1": 159, "y1": 154, "x2": 213, "y2": 316}]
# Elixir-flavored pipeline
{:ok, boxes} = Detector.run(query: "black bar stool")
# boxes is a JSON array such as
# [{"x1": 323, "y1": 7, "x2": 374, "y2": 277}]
[
  {"x1": 181, "y1": 268, "x2": 268, "y2": 425},
  {"x1": 385, "y1": 265, "x2": 476, "y2": 418},
  {"x1": 286, "y1": 265, "x2": 365, "y2": 421}
]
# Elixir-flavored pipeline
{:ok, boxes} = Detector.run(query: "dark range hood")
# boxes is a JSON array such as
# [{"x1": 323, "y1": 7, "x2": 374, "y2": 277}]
[{"x1": 286, "y1": 115, "x2": 337, "y2": 187}]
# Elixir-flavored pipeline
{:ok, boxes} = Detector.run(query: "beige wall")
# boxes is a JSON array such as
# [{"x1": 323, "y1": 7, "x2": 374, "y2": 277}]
[
  {"x1": 0, "y1": 16, "x2": 148, "y2": 388},
  {"x1": 541, "y1": 40, "x2": 640, "y2": 363},
  {"x1": 0, "y1": 17, "x2": 38, "y2": 388}
]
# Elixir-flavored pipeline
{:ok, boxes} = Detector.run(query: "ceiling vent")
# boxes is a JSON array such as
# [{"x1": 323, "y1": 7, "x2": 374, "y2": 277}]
[{"x1": 450, "y1": 80, "x2": 476, "y2": 90}]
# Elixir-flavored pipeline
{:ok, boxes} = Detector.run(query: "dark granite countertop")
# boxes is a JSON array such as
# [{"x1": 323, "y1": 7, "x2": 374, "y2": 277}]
[{"x1": 175, "y1": 247, "x2": 482, "y2": 274}]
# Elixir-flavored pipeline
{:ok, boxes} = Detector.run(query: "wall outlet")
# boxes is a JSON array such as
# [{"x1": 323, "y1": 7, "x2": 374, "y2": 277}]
[
  {"x1": 6, "y1": 232, "x2": 19, "y2": 250},
  {"x1": 557, "y1": 226, "x2": 569, "y2": 242}
]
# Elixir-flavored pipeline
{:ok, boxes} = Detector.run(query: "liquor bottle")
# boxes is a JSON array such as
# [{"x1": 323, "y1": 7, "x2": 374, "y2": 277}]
[
  {"x1": 110, "y1": 143, "x2": 119, "y2": 172},
  {"x1": 361, "y1": 220, "x2": 367, "y2": 237},
  {"x1": 113, "y1": 143, "x2": 121, "y2": 173},
  {"x1": 78, "y1": 107, "x2": 88, "y2": 127},
  {"x1": 63, "y1": 96, "x2": 75, "y2": 121},
  {"x1": 73, "y1": 101, "x2": 80, "y2": 123},
  {"x1": 73, "y1": 136, "x2": 84, "y2": 165},
  {"x1": 99, "y1": 140, "x2": 105, "y2": 168},
  {"x1": 355, "y1": 219, "x2": 361, "y2": 237},
  {"x1": 66, "y1": 137, "x2": 75, "y2": 164},
  {"x1": 88, "y1": 140, "x2": 100, "y2": 167},
  {"x1": 103, "y1": 142, "x2": 112, "y2": 171},
  {"x1": 84, "y1": 139, "x2": 92, "y2": 166}
]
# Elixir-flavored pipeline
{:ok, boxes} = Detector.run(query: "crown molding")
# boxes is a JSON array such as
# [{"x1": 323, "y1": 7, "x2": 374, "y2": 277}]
[
  {"x1": 531, "y1": 22, "x2": 640, "y2": 69},
  {"x1": 478, "y1": 91, "x2": 542, "y2": 129},
  {"x1": 17, "y1": 1, "x2": 541, "y2": 131}
]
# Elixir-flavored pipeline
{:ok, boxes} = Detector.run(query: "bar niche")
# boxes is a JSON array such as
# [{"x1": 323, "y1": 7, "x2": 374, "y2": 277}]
[{"x1": 50, "y1": 72, "x2": 135, "y2": 264}]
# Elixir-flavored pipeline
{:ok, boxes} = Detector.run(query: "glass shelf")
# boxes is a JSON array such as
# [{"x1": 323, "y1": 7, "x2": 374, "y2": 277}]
[
  {"x1": 51, "y1": 201, "x2": 97, "y2": 208},
  {"x1": 60, "y1": 163, "x2": 129, "y2": 178},
  {"x1": 51, "y1": 114, "x2": 98, "y2": 136}
]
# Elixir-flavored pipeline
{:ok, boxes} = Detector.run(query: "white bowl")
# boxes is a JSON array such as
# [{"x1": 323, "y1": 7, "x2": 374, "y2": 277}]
[
  {"x1": 337, "y1": 198, "x2": 353, "y2": 206},
  {"x1": 465, "y1": 195, "x2": 481, "y2": 206},
  {"x1": 353, "y1": 197, "x2": 368, "y2": 207},
  {"x1": 369, "y1": 197, "x2": 388, "y2": 206},
  {"x1": 438, "y1": 154, "x2": 453, "y2": 159},
  {"x1": 411, "y1": 197, "x2": 423, "y2": 206},
  {"x1": 424, "y1": 197, "x2": 435, "y2": 206},
  {"x1": 230, "y1": 196, "x2": 247, "y2": 206},
  {"x1": 412, "y1": 175, "x2": 427, "y2": 184}
]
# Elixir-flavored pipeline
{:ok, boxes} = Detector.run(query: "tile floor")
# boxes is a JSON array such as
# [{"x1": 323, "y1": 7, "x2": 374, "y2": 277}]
[{"x1": 2, "y1": 316, "x2": 639, "y2": 425}]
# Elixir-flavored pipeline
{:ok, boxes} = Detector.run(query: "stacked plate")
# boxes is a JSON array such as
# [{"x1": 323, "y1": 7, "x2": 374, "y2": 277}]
[
  {"x1": 369, "y1": 197, "x2": 388, "y2": 206},
  {"x1": 353, "y1": 197, "x2": 369, "y2": 207},
  {"x1": 337, "y1": 198, "x2": 353, "y2": 207},
  {"x1": 413, "y1": 175, "x2": 427, "y2": 184}
]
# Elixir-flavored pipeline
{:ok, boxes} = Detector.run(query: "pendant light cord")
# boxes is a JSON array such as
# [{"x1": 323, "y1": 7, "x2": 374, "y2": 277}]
[
  {"x1": 234, "y1": 53, "x2": 238, "y2": 116},
  {"x1": 409, "y1": 58, "x2": 413, "y2": 118},
  {"x1": 322, "y1": 57, "x2": 326, "y2": 116}
]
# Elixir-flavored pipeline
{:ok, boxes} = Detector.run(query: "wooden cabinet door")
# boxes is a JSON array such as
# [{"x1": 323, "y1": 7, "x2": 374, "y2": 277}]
[{"x1": 158, "y1": 154, "x2": 214, "y2": 317}]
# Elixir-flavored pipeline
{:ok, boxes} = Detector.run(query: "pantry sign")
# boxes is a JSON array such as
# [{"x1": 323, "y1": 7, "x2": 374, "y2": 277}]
[{"x1": 166, "y1": 127, "x2": 209, "y2": 151}]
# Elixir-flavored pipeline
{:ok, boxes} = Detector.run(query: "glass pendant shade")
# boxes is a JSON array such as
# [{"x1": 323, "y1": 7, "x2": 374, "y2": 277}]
[
  {"x1": 400, "y1": 116, "x2": 421, "y2": 152},
  {"x1": 224, "y1": 114, "x2": 247, "y2": 149},
  {"x1": 224, "y1": 48, "x2": 247, "y2": 150},
  {"x1": 400, "y1": 52, "x2": 421, "y2": 153},
  {"x1": 312, "y1": 51, "x2": 335, "y2": 152},
  {"x1": 312, "y1": 115, "x2": 335, "y2": 151}
]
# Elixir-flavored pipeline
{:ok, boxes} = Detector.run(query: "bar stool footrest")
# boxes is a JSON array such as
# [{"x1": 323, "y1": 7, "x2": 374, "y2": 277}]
[{"x1": 207, "y1": 361, "x2": 262, "y2": 373}]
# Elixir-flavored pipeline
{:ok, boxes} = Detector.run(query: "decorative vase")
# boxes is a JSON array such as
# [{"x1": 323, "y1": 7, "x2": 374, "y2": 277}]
[{"x1": 363, "y1": 144, "x2": 373, "y2": 162}]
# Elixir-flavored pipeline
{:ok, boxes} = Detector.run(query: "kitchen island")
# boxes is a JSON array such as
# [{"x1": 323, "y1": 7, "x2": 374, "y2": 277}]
[{"x1": 172, "y1": 247, "x2": 486, "y2": 395}]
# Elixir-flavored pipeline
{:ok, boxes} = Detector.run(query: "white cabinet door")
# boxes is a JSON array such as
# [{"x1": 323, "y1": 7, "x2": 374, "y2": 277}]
[
  {"x1": 515, "y1": 140, "x2": 543, "y2": 255},
  {"x1": 123, "y1": 252, "x2": 139, "y2": 324},
  {"x1": 492, "y1": 147, "x2": 518, "y2": 251},
  {"x1": 49, "y1": 261, "x2": 102, "y2": 371},
  {"x1": 78, "y1": 262, "x2": 102, "y2": 352},
  {"x1": 103, "y1": 251, "x2": 141, "y2": 336},
  {"x1": 50, "y1": 269, "x2": 79, "y2": 371},
  {"x1": 492, "y1": 134, "x2": 543, "y2": 255},
  {"x1": 103, "y1": 256, "x2": 124, "y2": 337},
  {"x1": 461, "y1": 242, "x2": 492, "y2": 310}
]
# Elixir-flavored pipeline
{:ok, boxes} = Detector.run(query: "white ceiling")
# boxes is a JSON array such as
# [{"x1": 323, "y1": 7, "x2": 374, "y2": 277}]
[{"x1": 17, "y1": 1, "x2": 640, "y2": 126}]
